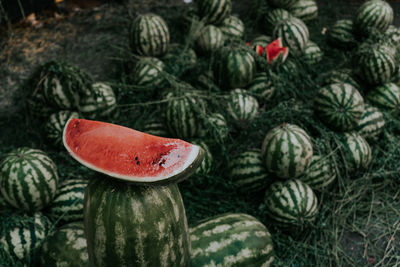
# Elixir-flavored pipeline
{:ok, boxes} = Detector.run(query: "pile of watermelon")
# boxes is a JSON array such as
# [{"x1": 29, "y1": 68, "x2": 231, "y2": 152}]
[{"x1": 1, "y1": 0, "x2": 400, "y2": 266}]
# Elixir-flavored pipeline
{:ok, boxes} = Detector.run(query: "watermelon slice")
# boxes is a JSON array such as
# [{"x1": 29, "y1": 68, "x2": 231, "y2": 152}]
[
  {"x1": 266, "y1": 38, "x2": 289, "y2": 64},
  {"x1": 63, "y1": 118, "x2": 204, "y2": 184}
]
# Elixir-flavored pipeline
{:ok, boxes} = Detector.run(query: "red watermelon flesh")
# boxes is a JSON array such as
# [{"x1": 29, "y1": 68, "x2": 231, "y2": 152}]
[
  {"x1": 63, "y1": 118, "x2": 204, "y2": 184},
  {"x1": 266, "y1": 38, "x2": 289, "y2": 64}
]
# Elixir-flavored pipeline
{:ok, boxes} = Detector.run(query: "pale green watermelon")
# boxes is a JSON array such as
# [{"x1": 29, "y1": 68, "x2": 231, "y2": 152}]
[
  {"x1": 298, "y1": 155, "x2": 337, "y2": 190},
  {"x1": 44, "y1": 110, "x2": 79, "y2": 148}
]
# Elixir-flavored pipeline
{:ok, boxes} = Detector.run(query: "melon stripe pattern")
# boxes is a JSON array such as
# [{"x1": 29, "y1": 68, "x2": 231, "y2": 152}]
[
  {"x1": 227, "y1": 89, "x2": 259, "y2": 124},
  {"x1": 198, "y1": 0, "x2": 231, "y2": 25},
  {"x1": 130, "y1": 14, "x2": 170, "y2": 57},
  {"x1": 268, "y1": 0, "x2": 298, "y2": 9},
  {"x1": 357, "y1": 45, "x2": 396, "y2": 86},
  {"x1": 47, "y1": 178, "x2": 88, "y2": 224},
  {"x1": 302, "y1": 40, "x2": 323, "y2": 65},
  {"x1": 229, "y1": 150, "x2": 271, "y2": 193},
  {"x1": 385, "y1": 25, "x2": 400, "y2": 46},
  {"x1": 354, "y1": 0, "x2": 393, "y2": 36},
  {"x1": 314, "y1": 83, "x2": 365, "y2": 132},
  {"x1": 0, "y1": 148, "x2": 59, "y2": 212},
  {"x1": 195, "y1": 25, "x2": 224, "y2": 55},
  {"x1": 288, "y1": 0, "x2": 318, "y2": 22},
  {"x1": 273, "y1": 17, "x2": 310, "y2": 56},
  {"x1": 132, "y1": 57, "x2": 165, "y2": 88},
  {"x1": 190, "y1": 213, "x2": 274, "y2": 267},
  {"x1": 219, "y1": 16, "x2": 245, "y2": 40},
  {"x1": 248, "y1": 72, "x2": 275, "y2": 102},
  {"x1": 141, "y1": 119, "x2": 169, "y2": 137},
  {"x1": 261, "y1": 123, "x2": 313, "y2": 178},
  {"x1": 357, "y1": 104, "x2": 385, "y2": 141},
  {"x1": 79, "y1": 82, "x2": 117, "y2": 119},
  {"x1": 200, "y1": 113, "x2": 229, "y2": 141},
  {"x1": 366, "y1": 83, "x2": 400, "y2": 114},
  {"x1": 251, "y1": 35, "x2": 273, "y2": 47},
  {"x1": 43, "y1": 76, "x2": 79, "y2": 109},
  {"x1": 0, "y1": 213, "x2": 52, "y2": 260},
  {"x1": 299, "y1": 155, "x2": 336, "y2": 190},
  {"x1": 327, "y1": 19, "x2": 357, "y2": 49},
  {"x1": 264, "y1": 179, "x2": 318, "y2": 226},
  {"x1": 40, "y1": 222, "x2": 89, "y2": 266},
  {"x1": 321, "y1": 69, "x2": 360, "y2": 89},
  {"x1": 45, "y1": 110, "x2": 79, "y2": 148},
  {"x1": 165, "y1": 92, "x2": 206, "y2": 139},
  {"x1": 191, "y1": 140, "x2": 213, "y2": 175},
  {"x1": 339, "y1": 133, "x2": 372, "y2": 171},
  {"x1": 84, "y1": 177, "x2": 190, "y2": 267},
  {"x1": 264, "y1": 9, "x2": 292, "y2": 34}
]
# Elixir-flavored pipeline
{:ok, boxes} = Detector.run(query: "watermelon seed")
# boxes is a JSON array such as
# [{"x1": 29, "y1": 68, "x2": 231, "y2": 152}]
[
  {"x1": 136, "y1": 161, "x2": 140, "y2": 165},
  {"x1": 135, "y1": 156, "x2": 138, "y2": 160}
]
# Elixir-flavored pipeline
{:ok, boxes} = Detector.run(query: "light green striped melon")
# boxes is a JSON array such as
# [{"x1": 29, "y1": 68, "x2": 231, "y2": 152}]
[
  {"x1": 42, "y1": 76, "x2": 79, "y2": 109},
  {"x1": 199, "y1": 112, "x2": 229, "y2": 141},
  {"x1": 385, "y1": 25, "x2": 400, "y2": 47},
  {"x1": 339, "y1": 132, "x2": 372, "y2": 172},
  {"x1": 251, "y1": 35, "x2": 273, "y2": 47},
  {"x1": 273, "y1": 17, "x2": 310, "y2": 56},
  {"x1": 264, "y1": 9, "x2": 292, "y2": 34},
  {"x1": 264, "y1": 179, "x2": 318, "y2": 226},
  {"x1": 288, "y1": 0, "x2": 318, "y2": 22},
  {"x1": 268, "y1": 0, "x2": 299, "y2": 9},
  {"x1": 261, "y1": 123, "x2": 313, "y2": 178},
  {"x1": 131, "y1": 57, "x2": 165, "y2": 88},
  {"x1": 44, "y1": 110, "x2": 79, "y2": 148},
  {"x1": 190, "y1": 213, "x2": 274, "y2": 267},
  {"x1": 357, "y1": 104, "x2": 385, "y2": 142},
  {"x1": 298, "y1": 155, "x2": 336, "y2": 190},
  {"x1": 198, "y1": 0, "x2": 231, "y2": 25},
  {"x1": 79, "y1": 82, "x2": 117, "y2": 119},
  {"x1": 191, "y1": 140, "x2": 213, "y2": 175},
  {"x1": 40, "y1": 222, "x2": 89, "y2": 266},
  {"x1": 226, "y1": 89, "x2": 259, "y2": 125},
  {"x1": 214, "y1": 48, "x2": 256, "y2": 90},
  {"x1": 247, "y1": 72, "x2": 275, "y2": 102},
  {"x1": 84, "y1": 177, "x2": 190, "y2": 267},
  {"x1": 26, "y1": 91, "x2": 57, "y2": 119},
  {"x1": 229, "y1": 150, "x2": 272, "y2": 193},
  {"x1": 0, "y1": 148, "x2": 59, "y2": 212},
  {"x1": 327, "y1": 19, "x2": 358, "y2": 49},
  {"x1": 356, "y1": 44, "x2": 397, "y2": 86},
  {"x1": 195, "y1": 25, "x2": 225, "y2": 56},
  {"x1": 314, "y1": 83, "x2": 365, "y2": 132},
  {"x1": 354, "y1": 0, "x2": 393, "y2": 36},
  {"x1": 129, "y1": 14, "x2": 170, "y2": 57},
  {"x1": 165, "y1": 91, "x2": 206, "y2": 139},
  {"x1": 0, "y1": 193, "x2": 12, "y2": 212},
  {"x1": 219, "y1": 15, "x2": 245, "y2": 40},
  {"x1": 0, "y1": 213, "x2": 52, "y2": 261},
  {"x1": 162, "y1": 44, "x2": 197, "y2": 76},
  {"x1": 366, "y1": 82, "x2": 400, "y2": 115},
  {"x1": 141, "y1": 117, "x2": 169, "y2": 137},
  {"x1": 302, "y1": 40, "x2": 323, "y2": 65},
  {"x1": 47, "y1": 178, "x2": 88, "y2": 224},
  {"x1": 320, "y1": 68, "x2": 360, "y2": 89}
]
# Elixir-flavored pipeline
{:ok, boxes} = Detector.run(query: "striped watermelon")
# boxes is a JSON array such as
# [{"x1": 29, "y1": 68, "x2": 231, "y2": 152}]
[
  {"x1": 46, "y1": 178, "x2": 88, "y2": 224},
  {"x1": 264, "y1": 9, "x2": 292, "y2": 34},
  {"x1": 356, "y1": 44, "x2": 397, "y2": 86},
  {"x1": 302, "y1": 40, "x2": 323, "y2": 65},
  {"x1": 251, "y1": 35, "x2": 273, "y2": 47},
  {"x1": 78, "y1": 82, "x2": 117, "y2": 119},
  {"x1": 314, "y1": 83, "x2": 365, "y2": 132},
  {"x1": 0, "y1": 193, "x2": 12, "y2": 212},
  {"x1": 219, "y1": 15, "x2": 245, "y2": 40},
  {"x1": 298, "y1": 155, "x2": 336, "y2": 190},
  {"x1": 141, "y1": 117, "x2": 169, "y2": 137},
  {"x1": 195, "y1": 25, "x2": 225, "y2": 56},
  {"x1": 214, "y1": 48, "x2": 256, "y2": 90},
  {"x1": 0, "y1": 148, "x2": 59, "y2": 212},
  {"x1": 0, "y1": 213, "x2": 52, "y2": 261},
  {"x1": 84, "y1": 177, "x2": 190, "y2": 267},
  {"x1": 273, "y1": 17, "x2": 310, "y2": 56},
  {"x1": 366, "y1": 82, "x2": 400, "y2": 115},
  {"x1": 162, "y1": 44, "x2": 197, "y2": 76},
  {"x1": 131, "y1": 57, "x2": 165, "y2": 88},
  {"x1": 26, "y1": 91, "x2": 57, "y2": 119},
  {"x1": 268, "y1": 0, "x2": 299, "y2": 9},
  {"x1": 190, "y1": 213, "x2": 275, "y2": 266},
  {"x1": 263, "y1": 179, "x2": 318, "y2": 226},
  {"x1": 261, "y1": 123, "x2": 313, "y2": 178},
  {"x1": 226, "y1": 89, "x2": 259, "y2": 125},
  {"x1": 356, "y1": 104, "x2": 386, "y2": 142},
  {"x1": 288, "y1": 0, "x2": 318, "y2": 22},
  {"x1": 229, "y1": 150, "x2": 272, "y2": 193},
  {"x1": 327, "y1": 19, "x2": 358, "y2": 49},
  {"x1": 354, "y1": 0, "x2": 393, "y2": 36},
  {"x1": 338, "y1": 132, "x2": 372, "y2": 172},
  {"x1": 385, "y1": 25, "x2": 400, "y2": 47},
  {"x1": 40, "y1": 222, "x2": 89, "y2": 266},
  {"x1": 247, "y1": 72, "x2": 275, "y2": 102},
  {"x1": 199, "y1": 112, "x2": 230, "y2": 141},
  {"x1": 320, "y1": 68, "x2": 360, "y2": 89},
  {"x1": 129, "y1": 14, "x2": 170, "y2": 57},
  {"x1": 165, "y1": 91, "x2": 206, "y2": 139},
  {"x1": 197, "y1": 0, "x2": 231, "y2": 25},
  {"x1": 191, "y1": 140, "x2": 213, "y2": 175},
  {"x1": 44, "y1": 110, "x2": 79, "y2": 148}
]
